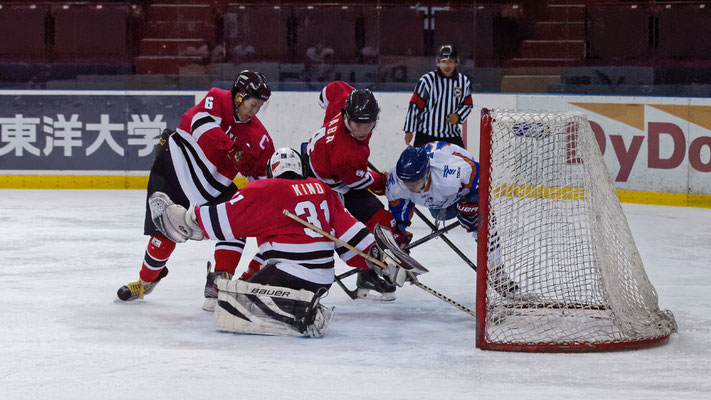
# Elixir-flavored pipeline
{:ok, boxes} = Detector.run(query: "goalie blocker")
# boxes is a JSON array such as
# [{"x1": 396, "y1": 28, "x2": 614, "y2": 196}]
[{"x1": 371, "y1": 224, "x2": 429, "y2": 286}]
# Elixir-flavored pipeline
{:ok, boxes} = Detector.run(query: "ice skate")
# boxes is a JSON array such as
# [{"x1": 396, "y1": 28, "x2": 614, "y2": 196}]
[
  {"x1": 356, "y1": 269, "x2": 396, "y2": 301},
  {"x1": 116, "y1": 267, "x2": 169, "y2": 301},
  {"x1": 203, "y1": 261, "x2": 232, "y2": 312}
]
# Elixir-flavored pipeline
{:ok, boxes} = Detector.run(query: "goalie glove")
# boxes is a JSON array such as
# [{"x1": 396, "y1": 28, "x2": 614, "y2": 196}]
[
  {"x1": 367, "y1": 245, "x2": 407, "y2": 287},
  {"x1": 148, "y1": 192, "x2": 204, "y2": 243},
  {"x1": 370, "y1": 225, "x2": 430, "y2": 285}
]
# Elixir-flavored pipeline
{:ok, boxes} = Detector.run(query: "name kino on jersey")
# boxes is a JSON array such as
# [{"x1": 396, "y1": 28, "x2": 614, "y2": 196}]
[{"x1": 291, "y1": 182, "x2": 326, "y2": 196}]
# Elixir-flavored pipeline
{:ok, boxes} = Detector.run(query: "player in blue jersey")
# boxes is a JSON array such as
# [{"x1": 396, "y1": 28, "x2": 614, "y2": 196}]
[{"x1": 386, "y1": 142, "x2": 480, "y2": 236}]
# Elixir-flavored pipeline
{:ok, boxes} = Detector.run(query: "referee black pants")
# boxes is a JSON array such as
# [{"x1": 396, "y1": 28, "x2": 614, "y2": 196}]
[{"x1": 413, "y1": 131, "x2": 465, "y2": 148}]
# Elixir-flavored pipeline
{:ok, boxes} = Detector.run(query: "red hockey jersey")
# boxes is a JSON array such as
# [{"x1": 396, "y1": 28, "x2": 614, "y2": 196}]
[
  {"x1": 307, "y1": 81, "x2": 384, "y2": 194},
  {"x1": 318, "y1": 80, "x2": 353, "y2": 124},
  {"x1": 195, "y1": 177, "x2": 374, "y2": 284},
  {"x1": 170, "y1": 87, "x2": 274, "y2": 205}
]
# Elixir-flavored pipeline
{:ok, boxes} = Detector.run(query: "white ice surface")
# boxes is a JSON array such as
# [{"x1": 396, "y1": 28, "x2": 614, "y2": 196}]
[{"x1": 0, "y1": 190, "x2": 709, "y2": 399}]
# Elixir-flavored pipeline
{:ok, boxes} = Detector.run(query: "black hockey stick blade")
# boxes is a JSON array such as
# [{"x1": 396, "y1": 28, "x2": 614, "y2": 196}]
[
  {"x1": 334, "y1": 275, "x2": 359, "y2": 300},
  {"x1": 374, "y1": 225, "x2": 429, "y2": 275}
]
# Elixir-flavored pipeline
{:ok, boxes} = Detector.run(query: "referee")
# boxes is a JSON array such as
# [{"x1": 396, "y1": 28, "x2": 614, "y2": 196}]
[{"x1": 403, "y1": 44, "x2": 473, "y2": 148}]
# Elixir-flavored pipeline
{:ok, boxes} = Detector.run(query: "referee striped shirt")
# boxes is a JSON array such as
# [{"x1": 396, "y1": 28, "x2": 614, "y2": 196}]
[{"x1": 403, "y1": 69, "x2": 473, "y2": 140}]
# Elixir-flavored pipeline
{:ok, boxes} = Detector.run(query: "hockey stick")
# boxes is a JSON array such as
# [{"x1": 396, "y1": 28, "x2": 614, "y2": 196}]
[
  {"x1": 335, "y1": 222, "x2": 459, "y2": 286},
  {"x1": 404, "y1": 221, "x2": 459, "y2": 250},
  {"x1": 282, "y1": 210, "x2": 388, "y2": 270},
  {"x1": 284, "y1": 210, "x2": 476, "y2": 317},
  {"x1": 368, "y1": 161, "x2": 477, "y2": 271},
  {"x1": 412, "y1": 282, "x2": 475, "y2": 317}
]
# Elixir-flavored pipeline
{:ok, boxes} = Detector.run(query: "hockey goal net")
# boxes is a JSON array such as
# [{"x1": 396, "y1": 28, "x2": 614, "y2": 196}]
[{"x1": 476, "y1": 109, "x2": 677, "y2": 352}]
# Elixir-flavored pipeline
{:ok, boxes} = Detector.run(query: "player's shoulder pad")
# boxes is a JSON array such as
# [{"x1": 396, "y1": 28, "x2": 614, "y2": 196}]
[{"x1": 206, "y1": 87, "x2": 230, "y2": 98}]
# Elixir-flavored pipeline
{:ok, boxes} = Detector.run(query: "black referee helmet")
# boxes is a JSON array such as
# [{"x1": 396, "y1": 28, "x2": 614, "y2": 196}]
[{"x1": 437, "y1": 44, "x2": 459, "y2": 63}]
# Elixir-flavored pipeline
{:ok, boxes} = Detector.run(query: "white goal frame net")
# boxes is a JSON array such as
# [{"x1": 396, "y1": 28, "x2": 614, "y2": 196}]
[{"x1": 476, "y1": 109, "x2": 677, "y2": 352}]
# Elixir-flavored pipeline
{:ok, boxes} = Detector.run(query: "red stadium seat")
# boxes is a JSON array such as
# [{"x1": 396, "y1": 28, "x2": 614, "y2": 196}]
[
  {"x1": 0, "y1": 4, "x2": 49, "y2": 62},
  {"x1": 292, "y1": 5, "x2": 357, "y2": 63},
  {"x1": 587, "y1": 5, "x2": 651, "y2": 62},
  {"x1": 363, "y1": 5, "x2": 426, "y2": 57},
  {"x1": 224, "y1": 4, "x2": 290, "y2": 62},
  {"x1": 52, "y1": 3, "x2": 131, "y2": 63},
  {"x1": 657, "y1": 3, "x2": 711, "y2": 59}
]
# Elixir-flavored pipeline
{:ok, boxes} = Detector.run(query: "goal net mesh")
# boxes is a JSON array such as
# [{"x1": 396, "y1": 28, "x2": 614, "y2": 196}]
[{"x1": 477, "y1": 109, "x2": 676, "y2": 351}]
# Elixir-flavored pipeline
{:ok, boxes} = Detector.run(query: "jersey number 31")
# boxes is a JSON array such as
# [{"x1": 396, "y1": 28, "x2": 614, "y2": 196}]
[{"x1": 294, "y1": 200, "x2": 330, "y2": 238}]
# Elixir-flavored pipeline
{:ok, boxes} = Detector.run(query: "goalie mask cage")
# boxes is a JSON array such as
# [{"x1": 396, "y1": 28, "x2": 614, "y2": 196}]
[{"x1": 476, "y1": 109, "x2": 677, "y2": 352}]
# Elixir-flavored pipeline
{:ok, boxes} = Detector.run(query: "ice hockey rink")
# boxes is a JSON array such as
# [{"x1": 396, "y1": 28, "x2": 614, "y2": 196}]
[{"x1": 0, "y1": 189, "x2": 709, "y2": 400}]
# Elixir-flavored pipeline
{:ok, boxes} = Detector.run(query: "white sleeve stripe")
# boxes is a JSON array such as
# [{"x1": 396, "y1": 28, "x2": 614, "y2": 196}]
[
  {"x1": 348, "y1": 174, "x2": 373, "y2": 190},
  {"x1": 339, "y1": 236, "x2": 374, "y2": 263},
  {"x1": 192, "y1": 111, "x2": 222, "y2": 126},
  {"x1": 319, "y1": 86, "x2": 329, "y2": 109},
  {"x1": 337, "y1": 223, "x2": 366, "y2": 243},
  {"x1": 216, "y1": 203, "x2": 235, "y2": 241},
  {"x1": 198, "y1": 206, "x2": 217, "y2": 240},
  {"x1": 192, "y1": 121, "x2": 221, "y2": 141},
  {"x1": 260, "y1": 241, "x2": 335, "y2": 253}
]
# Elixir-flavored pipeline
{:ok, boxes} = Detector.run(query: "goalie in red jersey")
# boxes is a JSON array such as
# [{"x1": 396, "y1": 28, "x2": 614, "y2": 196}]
[
  {"x1": 305, "y1": 81, "x2": 410, "y2": 300},
  {"x1": 117, "y1": 70, "x2": 275, "y2": 307},
  {"x1": 144, "y1": 148, "x2": 425, "y2": 337}
]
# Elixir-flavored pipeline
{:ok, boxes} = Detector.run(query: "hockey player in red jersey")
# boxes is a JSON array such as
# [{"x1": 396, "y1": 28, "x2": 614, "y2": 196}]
[
  {"x1": 117, "y1": 70, "x2": 274, "y2": 305},
  {"x1": 305, "y1": 81, "x2": 409, "y2": 300},
  {"x1": 145, "y1": 148, "x2": 418, "y2": 337}
]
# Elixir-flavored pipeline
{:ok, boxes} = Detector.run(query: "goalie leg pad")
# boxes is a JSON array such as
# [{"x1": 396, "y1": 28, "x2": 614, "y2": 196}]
[{"x1": 214, "y1": 280, "x2": 333, "y2": 338}]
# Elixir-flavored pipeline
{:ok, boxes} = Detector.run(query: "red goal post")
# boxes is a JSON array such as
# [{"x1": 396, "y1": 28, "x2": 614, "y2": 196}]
[{"x1": 476, "y1": 108, "x2": 677, "y2": 352}]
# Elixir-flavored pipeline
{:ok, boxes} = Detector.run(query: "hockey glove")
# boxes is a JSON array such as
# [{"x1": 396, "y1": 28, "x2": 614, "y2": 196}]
[
  {"x1": 149, "y1": 192, "x2": 204, "y2": 243},
  {"x1": 392, "y1": 225, "x2": 413, "y2": 250},
  {"x1": 367, "y1": 245, "x2": 407, "y2": 287},
  {"x1": 367, "y1": 171, "x2": 388, "y2": 196},
  {"x1": 228, "y1": 140, "x2": 257, "y2": 177},
  {"x1": 456, "y1": 199, "x2": 479, "y2": 233}
]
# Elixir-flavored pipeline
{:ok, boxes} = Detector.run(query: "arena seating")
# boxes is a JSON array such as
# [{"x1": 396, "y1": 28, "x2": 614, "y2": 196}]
[
  {"x1": 362, "y1": 5, "x2": 426, "y2": 57},
  {"x1": 292, "y1": 5, "x2": 357, "y2": 63},
  {"x1": 0, "y1": 4, "x2": 49, "y2": 62},
  {"x1": 52, "y1": 3, "x2": 131, "y2": 63},
  {"x1": 587, "y1": 4, "x2": 651, "y2": 63},
  {"x1": 224, "y1": 4, "x2": 290, "y2": 63},
  {"x1": 1, "y1": 0, "x2": 710, "y2": 91}
]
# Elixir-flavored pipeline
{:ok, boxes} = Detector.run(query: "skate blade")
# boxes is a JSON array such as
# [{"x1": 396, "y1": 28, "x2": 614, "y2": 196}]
[
  {"x1": 356, "y1": 288, "x2": 396, "y2": 302},
  {"x1": 202, "y1": 297, "x2": 217, "y2": 312}
]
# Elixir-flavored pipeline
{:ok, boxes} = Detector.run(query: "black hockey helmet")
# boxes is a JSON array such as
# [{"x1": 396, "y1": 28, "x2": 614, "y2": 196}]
[
  {"x1": 396, "y1": 146, "x2": 430, "y2": 182},
  {"x1": 232, "y1": 70, "x2": 271, "y2": 103},
  {"x1": 437, "y1": 44, "x2": 459, "y2": 63},
  {"x1": 343, "y1": 89, "x2": 379, "y2": 124}
]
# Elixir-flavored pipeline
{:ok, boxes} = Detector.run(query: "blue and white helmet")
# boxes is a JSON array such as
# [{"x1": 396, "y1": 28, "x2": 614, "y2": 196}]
[{"x1": 396, "y1": 146, "x2": 429, "y2": 182}]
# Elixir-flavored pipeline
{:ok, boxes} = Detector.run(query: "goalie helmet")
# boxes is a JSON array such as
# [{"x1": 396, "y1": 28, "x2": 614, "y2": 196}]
[
  {"x1": 437, "y1": 44, "x2": 459, "y2": 63},
  {"x1": 267, "y1": 147, "x2": 304, "y2": 179},
  {"x1": 343, "y1": 89, "x2": 379, "y2": 124},
  {"x1": 232, "y1": 70, "x2": 271, "y2": 102},
  {"x1": 396, "y1": 146, "x2": 429, "y2": 182}
]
